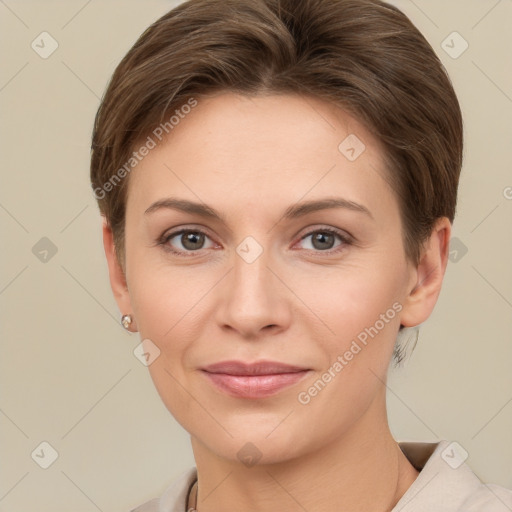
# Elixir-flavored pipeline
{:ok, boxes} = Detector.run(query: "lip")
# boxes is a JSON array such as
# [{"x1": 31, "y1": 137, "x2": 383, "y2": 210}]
[{"x1": 200, "y1": 360, "x2": 311, "y2": 399}]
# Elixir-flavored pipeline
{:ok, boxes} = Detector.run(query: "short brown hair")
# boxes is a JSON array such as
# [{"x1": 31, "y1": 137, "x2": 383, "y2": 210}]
[{"x1": 90, "y1": 0, "x2": 463, "y2": 361}]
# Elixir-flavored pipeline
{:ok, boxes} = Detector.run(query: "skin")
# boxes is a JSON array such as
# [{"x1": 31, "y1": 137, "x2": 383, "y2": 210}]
[{"x1": 103, "y1": 92, "x2": 451, "y2": 511}]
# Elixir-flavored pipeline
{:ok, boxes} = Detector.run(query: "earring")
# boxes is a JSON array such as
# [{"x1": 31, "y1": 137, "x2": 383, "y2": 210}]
[{"x1": 121, "y1": 314, "x2": 133, "y2": 330}]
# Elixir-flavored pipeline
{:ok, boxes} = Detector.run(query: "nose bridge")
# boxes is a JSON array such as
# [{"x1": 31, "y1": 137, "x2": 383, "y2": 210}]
[
  {"x1": 232, "y1": 234, "x2": 274, "y2": 303},
  {"x1": 215, "y1": 233, "x2": 289, "y2": 335}
]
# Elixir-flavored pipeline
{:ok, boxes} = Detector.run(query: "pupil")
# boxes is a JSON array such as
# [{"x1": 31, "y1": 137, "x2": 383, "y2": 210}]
[
  {"x1": 314, "y1": 232, "x2": 333, "y2": 250},
  {"x1": 184, "y1": 232, "x2": 202, "y2": 249}
]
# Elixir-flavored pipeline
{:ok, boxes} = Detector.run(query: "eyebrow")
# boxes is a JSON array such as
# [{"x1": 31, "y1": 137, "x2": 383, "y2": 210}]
[{"x1": 144, "y1": 197, "x2": 373, "y2": 221}]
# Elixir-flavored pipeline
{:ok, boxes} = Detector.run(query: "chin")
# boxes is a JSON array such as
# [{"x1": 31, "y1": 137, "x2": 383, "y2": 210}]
[{"x1": 192, "y1": 418, "x2": 312, "y2": 467}]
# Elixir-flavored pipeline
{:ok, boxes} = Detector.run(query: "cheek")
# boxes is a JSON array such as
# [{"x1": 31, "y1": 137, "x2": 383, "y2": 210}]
[
  {"x1": 125, "y1": 238, "x2": 202, "y2": 338},
  {"x1": 129, "y1": 271, "x2": 194, "y2": 354},
  {"x1": 288, "y1": 274, "x2": 401, "y2": 442},
  {"x1": 296, "y1": 266, "x2": 404, "y2": 417},
  {"x1": 126, "y1": 266, "x2": 202, "y2": 429},
  {"x1": 298, "y1": 261, "x2": 403, "y2": 340}
]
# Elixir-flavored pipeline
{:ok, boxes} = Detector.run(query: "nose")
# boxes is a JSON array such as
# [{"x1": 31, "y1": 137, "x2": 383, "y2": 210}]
[{"x1": 214, "y1": 244, "x2": 292, "y2": 339}]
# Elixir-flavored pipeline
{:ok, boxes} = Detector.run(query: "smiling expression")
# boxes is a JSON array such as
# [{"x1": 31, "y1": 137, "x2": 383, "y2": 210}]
[{"x1": 113, "y1": 91, "x2": 425, "y2": 463}]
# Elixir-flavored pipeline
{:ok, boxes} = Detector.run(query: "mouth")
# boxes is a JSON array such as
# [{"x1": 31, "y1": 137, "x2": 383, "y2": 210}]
[{"x1": 200, "y1": 360, "x2": 311, "y2": 399}]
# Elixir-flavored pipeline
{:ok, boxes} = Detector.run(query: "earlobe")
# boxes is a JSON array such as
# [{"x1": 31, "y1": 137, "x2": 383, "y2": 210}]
[
  {"x1": 399, "y1": 217, "x2": 451, "y2": 328},
  {"x1": 102, "y1": 218, "x2": 138, "y2": 332}
]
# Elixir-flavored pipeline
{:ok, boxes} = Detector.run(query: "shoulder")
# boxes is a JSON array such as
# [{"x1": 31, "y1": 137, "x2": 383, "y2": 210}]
[
  {"x1": 130, "y1": 497, "x2": 159, "y2": 512},
  {"x1": 394, "y1": 439, "x2": 512, "y2": 512},
  {"x1": 130, "y1": 467, "x2": 197, "y2": 512},
  {"x1": 459, "y1": 482, "x2": 512, "y2": 511}
]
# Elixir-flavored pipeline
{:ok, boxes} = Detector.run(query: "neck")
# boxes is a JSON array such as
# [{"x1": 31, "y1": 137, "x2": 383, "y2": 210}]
[{"x1": 189, "y1": 389, "x2": 419, "y2": 512}]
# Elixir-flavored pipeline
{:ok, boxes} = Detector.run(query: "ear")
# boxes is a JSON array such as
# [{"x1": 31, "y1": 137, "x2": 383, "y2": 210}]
[
  {"x1": 102, "y1": 217, "x2": 138, "y2": 332},
  {"x1": 399, "y1": 217, "x2": 451, "y2": 328}
]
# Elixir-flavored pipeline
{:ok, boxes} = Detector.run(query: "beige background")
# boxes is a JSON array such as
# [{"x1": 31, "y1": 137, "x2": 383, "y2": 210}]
[{"x1": 1, "y1": 0, "x2": 511, "y2": 510}]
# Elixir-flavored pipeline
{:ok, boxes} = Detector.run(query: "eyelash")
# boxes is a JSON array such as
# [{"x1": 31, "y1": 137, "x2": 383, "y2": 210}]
[{"x1": 157, "y1": 226, "x2": 353, "y2": 257}]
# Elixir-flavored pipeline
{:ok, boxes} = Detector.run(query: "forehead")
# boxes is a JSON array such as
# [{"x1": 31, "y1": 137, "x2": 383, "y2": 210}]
[{"x1": 126, "y1": 92, "x2": 396, "y2": 222}]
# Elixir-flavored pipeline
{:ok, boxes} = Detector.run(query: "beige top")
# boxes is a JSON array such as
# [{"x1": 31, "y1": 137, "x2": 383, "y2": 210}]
[{"x1": 131, "y1": 439, "x2": 512, "y2": 511}]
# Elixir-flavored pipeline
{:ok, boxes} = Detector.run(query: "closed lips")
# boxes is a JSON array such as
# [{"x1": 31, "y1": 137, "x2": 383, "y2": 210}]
[
  {"x1": 201, "y1": 360, "x2": 309, "y2": 375},
  {"x1": 201, "y1": 362, "x2": 311, "y2": 399}
]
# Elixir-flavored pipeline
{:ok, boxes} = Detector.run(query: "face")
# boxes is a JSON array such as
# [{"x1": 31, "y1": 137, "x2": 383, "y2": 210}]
[{"x1": 107, "y1": 92, "x2": 445, "y2": 465}]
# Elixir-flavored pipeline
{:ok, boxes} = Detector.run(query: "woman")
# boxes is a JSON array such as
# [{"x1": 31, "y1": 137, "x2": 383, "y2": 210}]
[{"x1": 90, "y1": 0, "x2": 512, "y2": 510}]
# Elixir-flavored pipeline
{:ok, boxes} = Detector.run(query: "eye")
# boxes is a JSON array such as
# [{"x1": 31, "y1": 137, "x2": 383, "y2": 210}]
[
  {"x1": 160, "y1": 228, "x2": 216, "y2": 256},
  {"x1": 295, "y1": 227, "x2": 351, "y2": 253},
  {"x1": 158, "y1": 226, "x2": 352, "y2": 257}
]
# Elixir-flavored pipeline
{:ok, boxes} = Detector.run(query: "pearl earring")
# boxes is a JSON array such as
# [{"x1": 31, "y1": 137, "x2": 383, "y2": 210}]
[{"x1": 121, "y1": 314, "x2": 133, "y2": 330}]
